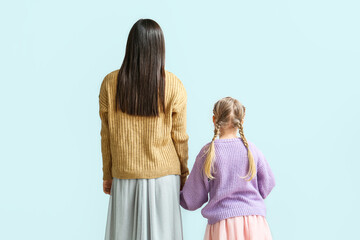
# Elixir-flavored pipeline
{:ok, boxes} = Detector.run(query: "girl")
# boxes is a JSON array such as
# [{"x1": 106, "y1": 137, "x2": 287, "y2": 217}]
[
  {"x1": 99, "y1": 19, "x2": 189, "y2": 240},
  {"x1": 180, "y1": 97, "x2": 275, "y2": 240}
]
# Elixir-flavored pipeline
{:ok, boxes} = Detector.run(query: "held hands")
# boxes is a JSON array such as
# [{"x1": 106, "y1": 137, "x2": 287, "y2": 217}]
[{"x1": 103, "y1": 179, "x2": 113, "y2": 195}]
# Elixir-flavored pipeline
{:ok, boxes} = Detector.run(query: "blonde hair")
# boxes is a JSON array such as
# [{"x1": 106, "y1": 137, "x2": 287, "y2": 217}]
[{"x1": 203, "y1": 97, "x2": 256, "y2": 181}]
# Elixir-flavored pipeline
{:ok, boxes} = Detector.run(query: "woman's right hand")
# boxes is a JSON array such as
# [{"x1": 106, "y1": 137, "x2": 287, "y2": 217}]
[{"x1": 103, "y1": 179, "x2": 113, "y2": 195}]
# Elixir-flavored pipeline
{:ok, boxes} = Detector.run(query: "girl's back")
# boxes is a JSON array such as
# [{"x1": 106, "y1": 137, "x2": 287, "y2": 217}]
[
  {"x1": 181, "y1": 138, "x2": 275, "y2": 225},
  {"x1": 180, "y1": 97, "x2": 275, "y2": 240}
]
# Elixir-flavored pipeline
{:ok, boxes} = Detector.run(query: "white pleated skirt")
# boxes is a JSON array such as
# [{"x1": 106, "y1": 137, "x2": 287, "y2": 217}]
[{"x1": 104, "y1": 175, "x2": 183, "y2": 240}]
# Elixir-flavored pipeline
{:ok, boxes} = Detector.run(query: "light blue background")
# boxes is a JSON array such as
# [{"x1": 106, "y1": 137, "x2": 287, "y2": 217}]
[{"x1": 1, "y1": 0, "x2": 359, "y2": 239}]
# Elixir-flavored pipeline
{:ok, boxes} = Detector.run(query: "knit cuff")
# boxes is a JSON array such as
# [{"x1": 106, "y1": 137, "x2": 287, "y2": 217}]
[{"x1": 103, "y1": 171, "x2": 113, "y2": 181}]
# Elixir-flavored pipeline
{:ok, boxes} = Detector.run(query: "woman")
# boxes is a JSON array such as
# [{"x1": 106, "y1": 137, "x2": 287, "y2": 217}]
[{"x1": 99, "y1": 19, "x2": 189, "y2": 240}]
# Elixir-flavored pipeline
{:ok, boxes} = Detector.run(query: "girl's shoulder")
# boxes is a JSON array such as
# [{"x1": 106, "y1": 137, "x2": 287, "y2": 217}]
[
  {"x1": 247, "y1": 140, "x2": 267, "y2": 163},
  {"x1": 198, "y1": 142, "x2": 211, "y2": 158},
  {"x1": 247, "y1": 140, "x2": 259, "y2": 152},
  {"x1": 193, "y1": 142, "x2": 211, "y2": 164}
]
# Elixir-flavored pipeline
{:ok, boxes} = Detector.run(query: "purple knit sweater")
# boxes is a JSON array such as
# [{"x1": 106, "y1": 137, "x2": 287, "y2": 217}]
[{"x1": 180, "y1": 138, "x2": 275, "y2": 225}]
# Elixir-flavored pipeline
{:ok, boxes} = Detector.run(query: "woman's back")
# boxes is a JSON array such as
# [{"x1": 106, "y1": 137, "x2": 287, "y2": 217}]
[{"x1": 99, "y1": 69, "x2": 189, "y2": 185}]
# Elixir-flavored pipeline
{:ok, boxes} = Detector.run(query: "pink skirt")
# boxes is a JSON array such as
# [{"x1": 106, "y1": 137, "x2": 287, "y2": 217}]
[{"x1": 204, "y1": 215, "x2": 272, "y2": 240}]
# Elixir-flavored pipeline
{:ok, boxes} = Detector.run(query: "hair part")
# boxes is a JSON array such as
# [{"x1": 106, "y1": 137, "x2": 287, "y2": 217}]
[
  {"x1": 116, "y1": 19, "x2": 165, "y2": 116},
  {"x1": 203, "y1": 97, "x2": 256, "y2": 181}
]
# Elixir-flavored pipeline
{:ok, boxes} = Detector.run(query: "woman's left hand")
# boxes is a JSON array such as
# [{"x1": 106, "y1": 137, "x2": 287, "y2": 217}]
[{"x1": 103, "y1": 179, "x2": 113, "y2": 195}]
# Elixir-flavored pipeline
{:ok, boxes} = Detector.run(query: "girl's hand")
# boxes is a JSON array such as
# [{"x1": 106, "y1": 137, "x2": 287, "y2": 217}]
[{"x1": 103, "y1": 179, "x2": 113, "y2": 195}]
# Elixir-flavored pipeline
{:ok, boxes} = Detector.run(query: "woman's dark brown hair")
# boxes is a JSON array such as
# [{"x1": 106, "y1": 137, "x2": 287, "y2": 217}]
[{"x1": 116, "y1": 19, "x2": 165, "y2": 116}]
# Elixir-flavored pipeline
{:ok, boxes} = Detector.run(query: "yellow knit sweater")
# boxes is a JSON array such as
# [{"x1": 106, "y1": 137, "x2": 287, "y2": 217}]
[{"x1": 99, "y1": 70, "x2": 189, "y2": 188}]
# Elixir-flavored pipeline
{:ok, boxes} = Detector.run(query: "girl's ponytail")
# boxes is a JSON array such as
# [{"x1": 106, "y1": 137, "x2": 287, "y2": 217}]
[
  {"x1": 238, "y1": 122, "x2": 256, "y2": 181},
  {"x1": 203, "y1": 124, "x2": 220, "y2": 180}
]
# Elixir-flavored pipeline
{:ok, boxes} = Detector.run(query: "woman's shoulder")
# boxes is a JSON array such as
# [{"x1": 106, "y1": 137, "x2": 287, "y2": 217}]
[
  {"x1": 165, "y1": 70, "x2": 178, "y2": 80},
  {"x1": 165, "y1": 70, "x2": 186, "y2": 89},
  {"x1": 100, "y1": 70, "x2": 119, "y2": 91},
  {"x1": 165, "y1": 70, "x2": 187, "y2": 102},
  {"x1": 101, "y1": 70, "x2": 120, "y2": 95},
  {"x1": 103, "y1": 69, "x2": 119, "y2": 82}
]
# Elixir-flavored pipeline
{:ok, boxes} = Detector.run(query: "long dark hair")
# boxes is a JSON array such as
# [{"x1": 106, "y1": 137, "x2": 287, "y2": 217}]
[{"x1": 116, "y1": 19, "x2": 165, "y2": 116}]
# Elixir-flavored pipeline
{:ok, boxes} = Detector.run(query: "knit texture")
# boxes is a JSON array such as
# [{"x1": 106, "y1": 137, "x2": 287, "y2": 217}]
[
  {"x1": 99, "y1": 70, "x2": 189, "y2": 188},
  {"x1": 180, "y1": 138, "x2": 275, "y2": 224}
]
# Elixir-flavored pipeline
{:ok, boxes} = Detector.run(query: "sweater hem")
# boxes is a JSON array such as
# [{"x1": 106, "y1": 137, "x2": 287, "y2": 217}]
[
  {"x1": 111, "y1": 169, "x2": 182, "y2": 180},
  {"x1": 204, "y1": 208, "x2": 266, "y2": 225}
]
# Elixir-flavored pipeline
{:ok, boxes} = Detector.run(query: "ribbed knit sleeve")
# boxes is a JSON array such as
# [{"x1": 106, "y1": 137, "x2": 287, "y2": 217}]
[
  {"x1": 171, "y1": 78, "x2": 189, "y2": 189},
  {"x1": 256, "y1": 149, "x2": 275, "y2": 199},
  {"x1": 99, "y1": 77, "x2": 112, "y2": 180},
  {"x1": 180, "y1": 147, "x2": 209, "y2": 210}
]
